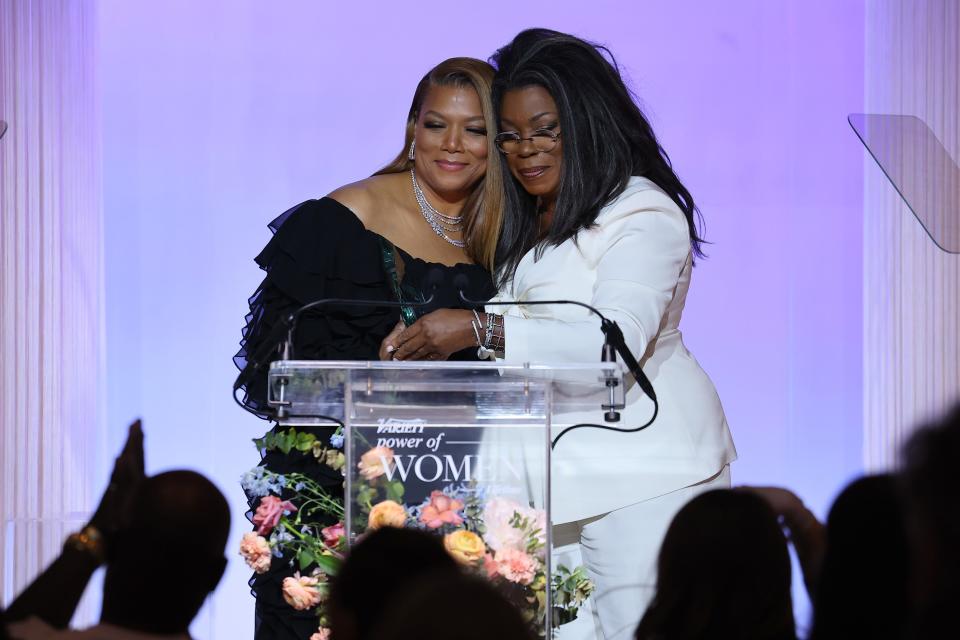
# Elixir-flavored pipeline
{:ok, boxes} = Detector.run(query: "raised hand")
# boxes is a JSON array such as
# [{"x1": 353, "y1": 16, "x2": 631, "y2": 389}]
[{"x1": 88, "y1": 419, "x2": 146, "y2": 535}]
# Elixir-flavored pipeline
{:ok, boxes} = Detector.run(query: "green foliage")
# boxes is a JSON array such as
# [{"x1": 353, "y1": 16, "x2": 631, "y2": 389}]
[
  {"x1": 385, "y1": 480, "x2": 405, "y2": 503},
  {"x1": 297, "y1": 549, "x2": 315, "y2": 571},
  {"x1": 295, "y1": 431, "x2": 317, "y2": 452},
  {"x1": 314, "y1": 553, "x2": 340, "y2": 577},
  {"x1": 255, "y1": 427, "x2": 320, "y2": 456},
  {"x1": 508, "y1": 511, "x2": 545, "y2": 554},
  {"x1": 356, "y1": 483, "x2": 376, "y2": 510},
  {"x1": 551, "y1": 564, "x2": 595, "y2": 626}
]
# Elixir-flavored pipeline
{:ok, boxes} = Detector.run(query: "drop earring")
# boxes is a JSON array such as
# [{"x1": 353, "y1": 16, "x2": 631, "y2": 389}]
[{"x1": 408, "y1": 139, "x2": 416, "y2": 161}]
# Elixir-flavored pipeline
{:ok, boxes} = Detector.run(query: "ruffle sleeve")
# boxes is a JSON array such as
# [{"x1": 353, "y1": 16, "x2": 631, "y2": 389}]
[{"x1": 234, "y1": 198, "x2": 399, "y2": 415}]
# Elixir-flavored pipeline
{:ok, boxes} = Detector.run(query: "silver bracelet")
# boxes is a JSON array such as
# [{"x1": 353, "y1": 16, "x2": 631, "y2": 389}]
[
  {"x1": 471, "y1": 309, "x2": 483, "y2": 341},
  {"x1": 484, "y1": 311, "x2": 494, "y2": 351},
  {"x1": 472, "y1": 312, "x2": 493, "y2": 359},
  {"x1": 470, "y1": 318, "x2": 483, "y2": 347}
]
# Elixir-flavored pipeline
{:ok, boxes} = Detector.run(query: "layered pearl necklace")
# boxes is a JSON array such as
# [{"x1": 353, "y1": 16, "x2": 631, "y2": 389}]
[{"x1": 410, "y1": 169, "x2": 465, "y2": 248}]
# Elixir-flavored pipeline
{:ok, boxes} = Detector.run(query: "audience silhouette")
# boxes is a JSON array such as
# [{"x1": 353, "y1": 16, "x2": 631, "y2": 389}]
[
  {"x1": 328, "y1": 527, "x2": 459, "y2": 640},
  {"x1": 100, "y1": 470, "x2": 230, "y2": 635},
  {"x1": 371, "y1": 570, "x2": 533, "y2": 640},
  {"x1": 808, "y1": 474, "x2": 910, "y2": 640},
  {"x1": 901, "y1": 404, "x2": 960, "y2": 639},
  {"x1": 5, "y1": 404, "x2": 960, "y2": 640},
  {"x1": 6, "y1": 422, "x2": 230, "y2": 640},
  {"x1": 634, "y1": 489, "x2": 797, "y2": 640}
]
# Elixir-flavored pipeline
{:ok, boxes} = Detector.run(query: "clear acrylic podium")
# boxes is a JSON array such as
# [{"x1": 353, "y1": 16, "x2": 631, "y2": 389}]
[{"x1": 266, "y1": 360, "x2": 626, "y2": 637}]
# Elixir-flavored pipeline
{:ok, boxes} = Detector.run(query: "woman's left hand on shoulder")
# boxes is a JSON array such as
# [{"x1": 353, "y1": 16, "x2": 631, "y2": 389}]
[{"x1": 380, "y1": 309, "x2": 476, "y2": 361}]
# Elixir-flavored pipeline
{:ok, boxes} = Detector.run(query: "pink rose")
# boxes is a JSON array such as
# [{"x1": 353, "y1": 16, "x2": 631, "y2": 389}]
[
  {"x1": 282, "y1": 572, "x2": 323, "y2": 610},
  {"x1": 321, "y1": 522, "x2": 345, "y2": 547},
  {"x1": 493, "y1": 548, "x2": 537, "y2": 585},
  {"x1": 419, "y1": 490, "x2": 464, "y2": 529},
  {"x1": 253, "y1": 495, "x2": 297, "y2": 535},
  {"x1": 239, "y1": 532, "x2": 272, "y2": 574},
  {"x1": 310, "y1": 628, "x2": 331, "y2": 640},
  {"x1": 481, "y1": 497, "x2": 546, "y2": 551},
  {"x1": 358, "y1": 446, "x2": 395, "y2": 480}
]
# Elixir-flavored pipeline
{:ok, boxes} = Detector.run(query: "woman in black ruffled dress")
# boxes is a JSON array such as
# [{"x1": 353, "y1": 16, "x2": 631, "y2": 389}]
[{"x1": 233, "y1": 58, "x2": 502, "y2": 640}]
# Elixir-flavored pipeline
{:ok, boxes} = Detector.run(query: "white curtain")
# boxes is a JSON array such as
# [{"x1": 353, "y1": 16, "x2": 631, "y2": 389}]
[
  {"x1": 863, "y1": 0, "x2": 960, "y2": 469},
  {"x1": 0, "y1": 0, "x2": 105, "y2": 623}
]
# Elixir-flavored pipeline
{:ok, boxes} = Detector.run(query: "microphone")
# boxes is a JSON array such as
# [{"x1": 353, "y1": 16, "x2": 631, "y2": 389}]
[
  {"x1": 453, "y1": 275, "x2": 659, "y2": 444},
  {"x1": 282, "y1": 266, "x2": 446, "y2": 360},
  {"x1": 452, "y1": 276, "x2": 656, "y2": 403},
  {"x1": 233, "y1": 268, "x2": 447, "y2": 406}
]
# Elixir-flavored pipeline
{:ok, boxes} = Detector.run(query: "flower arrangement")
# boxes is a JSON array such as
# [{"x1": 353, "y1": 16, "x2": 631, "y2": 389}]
[
  {"x1": 240, "y1": 432, "x2": 594, "y2": 637},
  {"x1": 239, "y1": 428, "x2": 347, "y2": 638},
  {"x1": 352, "y1": 445, "x2": 596, "y2": 633}
]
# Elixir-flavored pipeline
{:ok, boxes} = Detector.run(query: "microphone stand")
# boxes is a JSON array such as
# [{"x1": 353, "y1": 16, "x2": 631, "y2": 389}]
[
  {"x1": 233, "y1": 294, "x2": 438, "y2": 419},
  {"x1": 456, "y1": 290, "x2": 659, "y2": 446}
]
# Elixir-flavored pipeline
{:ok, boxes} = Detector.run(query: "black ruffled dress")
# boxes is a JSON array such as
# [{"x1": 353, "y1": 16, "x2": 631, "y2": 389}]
[{"x1": 235, "y1": 198, "x2": 495, "y2": 640}]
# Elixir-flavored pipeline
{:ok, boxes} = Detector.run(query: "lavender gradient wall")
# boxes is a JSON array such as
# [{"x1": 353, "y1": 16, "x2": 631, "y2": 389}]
[{"x1": 98, "y1": 1, "x2": 864, "y2": 637}]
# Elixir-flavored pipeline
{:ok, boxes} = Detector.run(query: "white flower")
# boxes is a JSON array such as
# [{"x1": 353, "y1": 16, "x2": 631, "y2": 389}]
[{"x1": 481, "y1": 497, "x2": 546, "y2": 551}]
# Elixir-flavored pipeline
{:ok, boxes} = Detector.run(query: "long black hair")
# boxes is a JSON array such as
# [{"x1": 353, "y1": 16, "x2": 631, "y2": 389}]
[{"x1": 490, "y1": 28, "x2": 705, "y2": 287}]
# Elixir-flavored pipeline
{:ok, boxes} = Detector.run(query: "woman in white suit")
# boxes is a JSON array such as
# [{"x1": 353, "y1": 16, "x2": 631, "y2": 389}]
[{"x1": 383, "y1": 29, "x2": 737, "y2": 640}]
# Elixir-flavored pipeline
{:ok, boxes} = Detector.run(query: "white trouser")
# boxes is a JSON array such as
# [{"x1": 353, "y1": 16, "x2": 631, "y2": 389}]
[{"x1": 553, "y1": 465, "x2": 731, "y2": 640}]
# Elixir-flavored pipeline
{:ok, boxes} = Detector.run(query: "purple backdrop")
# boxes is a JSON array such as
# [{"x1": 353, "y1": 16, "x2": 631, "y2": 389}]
[{"x1": 99, "y1": 1, "x2": 865, "y2": 636}]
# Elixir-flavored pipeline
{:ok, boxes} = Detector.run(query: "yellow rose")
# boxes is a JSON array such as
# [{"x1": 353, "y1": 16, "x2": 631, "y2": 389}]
[
  {"x1": 367, "y1": 500, "x2": 408, "y2": 530},
  {"x1": 443, "y1": 530, "x2": 486, "y2": 565}
]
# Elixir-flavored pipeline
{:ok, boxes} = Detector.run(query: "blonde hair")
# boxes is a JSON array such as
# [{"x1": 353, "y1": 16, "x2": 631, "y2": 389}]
[{"x1": 376, "y1": 57, "x2": 504, "y2": 273}]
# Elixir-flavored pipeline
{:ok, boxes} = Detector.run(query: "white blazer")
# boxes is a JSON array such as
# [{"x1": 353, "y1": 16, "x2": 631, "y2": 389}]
[{"x1": 492, "y1": 176, "x2": 737, "y2": 523}]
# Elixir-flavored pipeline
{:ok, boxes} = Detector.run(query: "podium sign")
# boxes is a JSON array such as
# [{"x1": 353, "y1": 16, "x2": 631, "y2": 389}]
[{"x1": 268, "y1": 360, "x2": 625, "y2": 637}]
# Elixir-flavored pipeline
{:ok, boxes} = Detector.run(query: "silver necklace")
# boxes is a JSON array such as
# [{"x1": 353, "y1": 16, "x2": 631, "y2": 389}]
[
  {"x1": 411, "y1": 169, "x2": 464, "y2": 224},
  {"x1": 410, "y1": 169, "x2": 465, "y2": 248}
]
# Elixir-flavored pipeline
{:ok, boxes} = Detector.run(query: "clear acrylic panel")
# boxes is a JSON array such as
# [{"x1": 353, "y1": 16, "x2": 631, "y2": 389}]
[
  {"x1": 849, "y1": 113, "x2": 960, "y2": 253},
  {"x1": 268, "y1": 360, "x2": 626, "y2": 638}
]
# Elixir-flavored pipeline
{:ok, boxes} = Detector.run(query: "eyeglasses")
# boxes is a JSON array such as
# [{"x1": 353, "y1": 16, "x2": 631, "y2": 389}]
[{"x1": 494, "y1": 128, "x2": 561, "y2": 154}]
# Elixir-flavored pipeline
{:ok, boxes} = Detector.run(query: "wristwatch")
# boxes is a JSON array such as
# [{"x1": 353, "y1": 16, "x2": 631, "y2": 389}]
[{"x1": 64, "y1": 525, "x2": 106, "y2": 564}]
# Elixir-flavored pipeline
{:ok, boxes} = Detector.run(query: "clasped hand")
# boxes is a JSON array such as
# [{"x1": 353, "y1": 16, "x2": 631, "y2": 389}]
[{"x1": 378, "y1": 309, "x2": 476, "y2": 361}]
